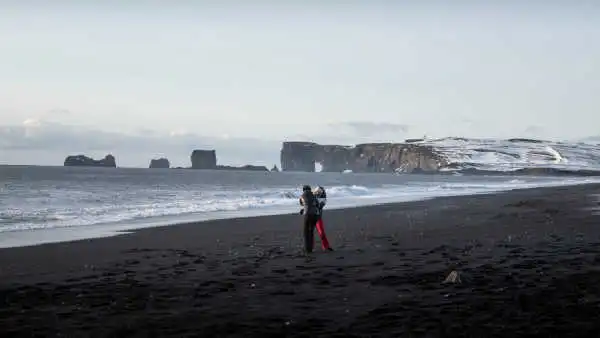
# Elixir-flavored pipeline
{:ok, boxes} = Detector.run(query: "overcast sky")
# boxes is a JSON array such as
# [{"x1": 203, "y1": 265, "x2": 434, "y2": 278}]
[{"x1": 1, "y1": 1, "x2": 599, "y2": 167}]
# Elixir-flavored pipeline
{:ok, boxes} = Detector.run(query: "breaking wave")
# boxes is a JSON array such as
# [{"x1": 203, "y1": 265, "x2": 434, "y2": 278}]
[{"x1": 3, "y1": 177, "x2": 598, "y2": 234}]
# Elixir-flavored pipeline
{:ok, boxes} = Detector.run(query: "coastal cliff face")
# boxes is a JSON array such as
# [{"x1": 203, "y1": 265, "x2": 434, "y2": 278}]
[
  {"x1": 190, "y1": 150, "x2": 217, "y2": 169},
  {"x1": 64, "y1": 154, "x2": 117, "y2": 167},
  {"x1": 280, "y1": 142, "x2": 317, "y2": 172},
  {"x1": 280, "y1": 142, "x2": 447, "y2": 173},
  {"x1": 149, "y1": 158, "x2": 170, "y2": 169}
]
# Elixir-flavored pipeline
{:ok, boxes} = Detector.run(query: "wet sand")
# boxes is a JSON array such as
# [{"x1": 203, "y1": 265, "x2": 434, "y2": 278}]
[{"x1": 2, "y1": 184, "x2": 600, "y2": 337}]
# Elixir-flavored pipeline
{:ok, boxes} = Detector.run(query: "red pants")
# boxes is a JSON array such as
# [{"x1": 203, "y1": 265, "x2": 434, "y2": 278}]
[{"x1": 315, "y1": 218, "x2": 331, "y2": 250}]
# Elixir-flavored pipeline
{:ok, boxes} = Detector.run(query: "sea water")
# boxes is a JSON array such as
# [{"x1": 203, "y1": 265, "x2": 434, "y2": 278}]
[{"x1": 1, "y1": 165, "x2": 598, "y2": 248}]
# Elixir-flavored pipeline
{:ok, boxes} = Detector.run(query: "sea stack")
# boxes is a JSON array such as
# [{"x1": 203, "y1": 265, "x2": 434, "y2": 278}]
[
  {"x1": 149, "y1": 158, "x2": 170, "y2": 169},
  {"x1": 64, "y1": 154, "x2": 117, "y2": 167},
  {"x1": 190, "y1": 150, "x2": 217, "y2": 169}
]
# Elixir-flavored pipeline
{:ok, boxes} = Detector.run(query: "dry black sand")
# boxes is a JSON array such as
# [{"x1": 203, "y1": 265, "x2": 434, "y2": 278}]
[{"x1": 2, "y1": 184, "x2": 600, "y2": 337}]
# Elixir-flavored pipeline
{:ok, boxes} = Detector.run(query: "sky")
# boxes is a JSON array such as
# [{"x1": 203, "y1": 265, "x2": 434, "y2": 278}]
[{"x1": 1, "y1": 1, "x2": 599, "y2": 167}]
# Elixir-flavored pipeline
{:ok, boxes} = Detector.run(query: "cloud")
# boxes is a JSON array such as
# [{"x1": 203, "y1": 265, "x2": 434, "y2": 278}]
[
  {"x1": 304, "y1": 121, "x2": 413, "y2": 144},
  {"x1": 278, "y1": 121, "x2": 416, "y2": 145},
  {"x1": 337, "y1": 121, "x2": 411, "y2": 135},
  {"x1": 45, "y1": 108, "x2": 74, "y2": 118},
  {"x1": 523, "y1": 125, "x2": 544, "y2": 135},
  {"x1": 0, "y1": 119, "x2": 427, "y2": 166},
  {"x1": 0, "y1": 120, "x2": 281, "y2": 167}
]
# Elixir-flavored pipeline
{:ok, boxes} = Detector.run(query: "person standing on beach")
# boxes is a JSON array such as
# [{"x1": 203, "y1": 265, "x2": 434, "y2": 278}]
[
  {"x1": 299, "y1": 185, "x2": 319, "y2": 254},
  {"x1": 313, "y1": 186, "x2": 333, "y2": 251}
]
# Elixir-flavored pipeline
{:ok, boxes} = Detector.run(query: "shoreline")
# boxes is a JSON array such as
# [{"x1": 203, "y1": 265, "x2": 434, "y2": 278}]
[
  {"x1": 2, "y1": 178, "x2": 599, "y2": 249},
  {"x1": 2, "y1": 183, "x2": 600, "y2": 335}
]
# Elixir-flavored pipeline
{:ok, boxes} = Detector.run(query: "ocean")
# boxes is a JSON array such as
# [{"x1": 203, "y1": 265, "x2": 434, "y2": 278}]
[{"x1": 2, "y1": 163, "x2": 599, "y2": 248}]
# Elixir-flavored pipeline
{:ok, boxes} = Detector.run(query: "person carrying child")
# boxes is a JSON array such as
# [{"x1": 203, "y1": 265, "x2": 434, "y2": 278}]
[
  {"x1": 313, "y1": 186, "x2": 333, "y2": 251},
  {"x1": 299, "y1": 185, "x2": 319, "y2": 254}
]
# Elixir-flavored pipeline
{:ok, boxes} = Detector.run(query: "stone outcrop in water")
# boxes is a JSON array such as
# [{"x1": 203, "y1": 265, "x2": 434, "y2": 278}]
[
  {"x1": 280, "y1": 141, "x2": 447, "y2": 173},
  {"x1": 190, "y1": 150, "x2": 217, "y2": 169},
  {"x1": 217, "y1": 164, "x2": 269, "y2": 171},
  {"x1": 189, "y1": 149, "x2": 267, "y2": 171},
  {"x1": 270, "y1": 164, "x2": 280, "y2": 172},
  {"x1": 149, "y1": 158, "x2": 170, "y2": 169},
  {"x1": 64, "y1": 154, "x2": 117, "y2": 167}
]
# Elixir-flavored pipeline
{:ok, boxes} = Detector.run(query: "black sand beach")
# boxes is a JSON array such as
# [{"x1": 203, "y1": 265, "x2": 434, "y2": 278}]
[{"x1": 2, "y1": 184, "x2": 600, "y2": 337}]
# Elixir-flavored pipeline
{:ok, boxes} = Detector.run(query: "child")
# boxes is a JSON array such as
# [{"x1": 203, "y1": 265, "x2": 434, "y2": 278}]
[{"x1": 313, "y1": 186, "x2": 333, "y2": 251}]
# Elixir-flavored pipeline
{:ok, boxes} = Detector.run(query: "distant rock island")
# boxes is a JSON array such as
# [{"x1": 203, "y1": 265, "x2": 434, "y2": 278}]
[
  {"x1": 61, "y1": 150, "x2": 269, "y2": 171},
  {"x1": 149, "y1": 158, "x2": 170, "y2": 169},
  {"x1": 216, "y1": 164, "x2": 269, "y2": 171},
  {"x1": 189, "y1": 149, "x2": 268, "y2": 171},
  {"x1": 190, "y1": 150, "x2": 217, "y2": 169},
  {"x1": 64, "y1": 154, "x2": 116, "y2": 167}
]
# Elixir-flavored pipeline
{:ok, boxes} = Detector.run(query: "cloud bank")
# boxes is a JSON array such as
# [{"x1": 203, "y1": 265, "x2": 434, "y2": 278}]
[
  {"x1": 0, "y1": 115, "x2": 424, "y2": 166},
  {"x1": 1, "y1": 117, "x2": 577, "y2": 168},
  {"x1": 0, "y1": 119, "x2": 283, "y2": 167}
]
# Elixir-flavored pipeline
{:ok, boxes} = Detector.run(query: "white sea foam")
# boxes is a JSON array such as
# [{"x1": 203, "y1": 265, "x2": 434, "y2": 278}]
[{"x1": 2, "y1": 176, "x2": 598, "y2": 234}]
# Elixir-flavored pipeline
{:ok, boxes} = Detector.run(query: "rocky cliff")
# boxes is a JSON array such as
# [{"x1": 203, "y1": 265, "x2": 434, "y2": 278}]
[
  {"x1": 149, "y1": 158, "x2": 170, "y2": 169},
  {"x1": 64, "y1": 154, "x2": 117, "y2": 167},
  {"x1": 280, "y1": 142, "x2": 447, "y2": 173},
  {"x1": 280, "y1": 142, "x2": 317, "y2": 172},
  {"x1": 190, "y1": 150, "x2": 217, "y2": 169}
]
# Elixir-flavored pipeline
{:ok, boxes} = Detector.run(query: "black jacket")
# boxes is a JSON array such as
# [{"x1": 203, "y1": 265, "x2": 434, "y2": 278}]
[{"x1": 299, "y1": 190, "x2": 319, "y2": 216}]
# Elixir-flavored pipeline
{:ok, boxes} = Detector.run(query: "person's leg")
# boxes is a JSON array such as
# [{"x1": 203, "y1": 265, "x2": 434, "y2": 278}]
[
  {"x1": 307, "y1": 215, "x2": 316, "y2": 253},
  {"x1": 315, "y1": 217, "x2": 331, "y2": 250},
  {"x1": 303, "y1": 216, "x2": 313, "y2": 254}
]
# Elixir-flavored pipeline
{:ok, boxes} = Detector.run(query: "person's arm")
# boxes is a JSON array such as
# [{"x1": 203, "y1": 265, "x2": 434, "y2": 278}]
[
  {"x1": 299, "y1": 192, "x2": 306, "y2": 214},
  {"x1": 299, "y1": 191, "x2": 308, "y2": 206}
]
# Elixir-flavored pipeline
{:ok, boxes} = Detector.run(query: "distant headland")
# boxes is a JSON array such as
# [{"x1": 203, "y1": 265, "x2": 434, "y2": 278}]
[{"x1": 62, "y1": 138, "x2": 600, "y2": 176}]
